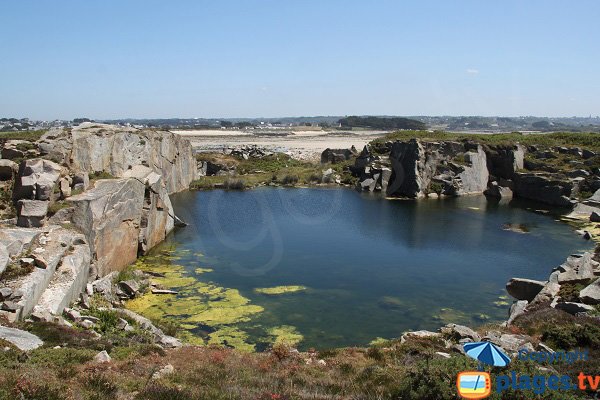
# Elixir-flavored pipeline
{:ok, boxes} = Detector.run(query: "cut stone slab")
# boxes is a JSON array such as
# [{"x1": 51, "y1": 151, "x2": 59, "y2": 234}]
[
  {"x1": 13, "y1": 158, "x2": 62, "y2": 201},
  {"x1": 33, "y1": 241, "x2": 91, "y2": 316},
  {"x1": 0, "y1": 325, "x2": 43, "y2": 351},
  {"x1": 506, "y1": 278, "x2": 546, "y2": 301},
  {"x1": 440, "y1": 324, "x2": 480, "y2": 342},
  {"x1": 400, "y1": 330, "x2": 441, "y2": 344},
  {"x1": 17, "y1": 200, "x2": 49, "y2": 228},
  {"x1": 8, "y1": 229, "x2": 81, "y2": 320},
  {"x1": 579, "y1": 278, "x2": 600, "y2": 305}
]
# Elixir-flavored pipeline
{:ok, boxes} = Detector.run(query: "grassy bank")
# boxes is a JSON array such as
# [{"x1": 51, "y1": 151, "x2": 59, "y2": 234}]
[{"x1": 371, "y1": 131, "x2": 600, "y2": 152}]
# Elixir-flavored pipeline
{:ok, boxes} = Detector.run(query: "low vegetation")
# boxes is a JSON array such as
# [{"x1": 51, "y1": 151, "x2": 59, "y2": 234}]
[
  {"x1": 191, "y1": 152, "x2": 352, "y2": 190},
  {"x1": 0, "y1": 309, "x2": 597, "y2": 399},
  {"x1": 0, "y1": 129, "x2": 46, "y2": 142},
  {"x1": 371, "y1": 130, "x2": 600, "y2": 152}
]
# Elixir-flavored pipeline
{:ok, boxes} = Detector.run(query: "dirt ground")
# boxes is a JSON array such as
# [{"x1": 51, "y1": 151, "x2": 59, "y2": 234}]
[{"x1": 173, "y1": 129, "x2": 388, "y2": 161}]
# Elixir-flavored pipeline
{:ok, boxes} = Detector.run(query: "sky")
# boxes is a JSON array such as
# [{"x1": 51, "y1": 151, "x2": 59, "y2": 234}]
[{"x1": 1, "y1": 0, "x2": 599, "y2": 120}]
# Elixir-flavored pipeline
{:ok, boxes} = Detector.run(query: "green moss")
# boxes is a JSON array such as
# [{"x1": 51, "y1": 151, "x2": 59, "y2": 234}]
[{"x1": 253, "y1": 285, "x2": 307, "y2": 295}]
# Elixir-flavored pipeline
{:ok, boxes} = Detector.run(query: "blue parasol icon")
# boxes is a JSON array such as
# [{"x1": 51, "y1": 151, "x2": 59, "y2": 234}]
[{"x1": 463, "y1": 341, "x2": 511, "y2": 368}]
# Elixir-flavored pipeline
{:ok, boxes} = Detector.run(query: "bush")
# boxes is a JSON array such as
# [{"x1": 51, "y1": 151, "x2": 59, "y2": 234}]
[
  {"x1": 280, "y1": 174, "x2": 299, "y2": 186},
  {"x1": 542, "y1": 322, "x2": 600, "y2": 350},
  {"x1": 223, "y1": 178, "x2": 245, "y2": 190},
  {"x1": 136, "y1": 384, "x2": 195, "y2": 400}
]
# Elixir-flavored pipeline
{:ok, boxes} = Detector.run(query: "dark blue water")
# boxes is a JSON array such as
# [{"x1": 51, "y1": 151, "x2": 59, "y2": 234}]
[{"x1": 161, "y1": 188, "x2": 589, "y2": 349}]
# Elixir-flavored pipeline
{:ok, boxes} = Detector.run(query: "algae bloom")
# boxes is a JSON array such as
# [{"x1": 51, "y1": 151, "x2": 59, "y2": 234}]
[{"x1": 254, "y1": 285, "x2": 307, "y2": 295}]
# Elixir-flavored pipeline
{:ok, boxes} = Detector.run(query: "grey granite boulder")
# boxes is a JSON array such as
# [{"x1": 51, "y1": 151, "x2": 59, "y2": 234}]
[
  {"x1": 579, "y1": 278, "x2": 600, "y2": 305},
  {"x1": 440, "y1": 323, "x2": 480, "y2": 342},
  {"x1": 507, "y1": 300, "x2": 528, "y2": 325},
  {"x1": 0, "y1": 325, "x2": 43, "y2": 351},
  {"x1": 13, "y1": 158, "x2": 62, "y2": 201},
  {"x1": 506, "y1": 278, "x2": 546, "y2": 301},
  {"x1": 16, "y1": 200, "x2": 49, "y2": 228},
  {"x1": 557, "y1": 253, "x2": 595, "y2": 283}
]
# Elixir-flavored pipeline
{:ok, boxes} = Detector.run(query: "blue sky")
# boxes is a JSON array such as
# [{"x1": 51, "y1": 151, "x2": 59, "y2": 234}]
[{"x1": 1, "y1": 0, "x2": 598, "y2": 119}]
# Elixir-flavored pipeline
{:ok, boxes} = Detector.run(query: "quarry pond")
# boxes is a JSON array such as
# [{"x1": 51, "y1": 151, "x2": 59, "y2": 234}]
[{"x1": 127, "y1": 188, "x2": 591, "y2": 351}]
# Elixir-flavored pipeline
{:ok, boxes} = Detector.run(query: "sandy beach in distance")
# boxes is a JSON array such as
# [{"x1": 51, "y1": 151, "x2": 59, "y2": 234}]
[{"x1": 173, "y1": 129, "x2": 388, "y2": 161}]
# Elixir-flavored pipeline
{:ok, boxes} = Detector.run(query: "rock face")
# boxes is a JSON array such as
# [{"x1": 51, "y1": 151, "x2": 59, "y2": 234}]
[
  {"x1": 69, "y1": 175, "x2": 175, "y2": 276},
  {"x1": 69, "y1": 179, "x2": 145, "y2": 276},
  {"x1": 38, "y1": 123, "x2": 197, "y2": 194},
  {"x1": 485, "y1": 145, "x2": 525, "y2": 179},
  {"x1": 513, "y1": 172, "x2": 578, "y2": 207},
  {"x1": 123, "y1": 165, "x2": 175, "y2": 254},
  {"x1": 385, "y1": 140, "x2": 488, "y2": 197}
]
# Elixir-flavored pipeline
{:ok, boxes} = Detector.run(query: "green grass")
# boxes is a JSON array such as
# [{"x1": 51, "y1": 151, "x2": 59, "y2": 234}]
[
  {"x1": 0, "y1": 129, "x2": 47, "y2": 141},
  {"x1": 371, "y1": 130, "x2": 600, "y2": 151}
]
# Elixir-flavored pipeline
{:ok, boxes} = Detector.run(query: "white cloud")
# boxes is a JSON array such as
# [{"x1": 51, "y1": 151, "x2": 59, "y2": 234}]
[{"x1": 466, "y1": 69, "x2": 479, "y2": 75}]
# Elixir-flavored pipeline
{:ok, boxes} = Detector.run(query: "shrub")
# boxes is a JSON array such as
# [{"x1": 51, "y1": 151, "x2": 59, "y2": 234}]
[
  {"x1": 135, "y1": 384, "x2": 195, "y2": 400},
  {"x1": 542, "y1": 322, "x2": 600, "y2": 350},
  {"x1": 280, "y1": 174, "x2": 299, "y2": 186},
  {"x1": 223, "y1": 178, "x2": 245, "y2": 190}
]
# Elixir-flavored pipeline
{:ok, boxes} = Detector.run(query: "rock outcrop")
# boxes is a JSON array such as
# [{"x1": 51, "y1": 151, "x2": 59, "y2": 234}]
[
  {"x1": 321, "y1": 147, "x2": 357, "y2": 164},
  {"x1": 385, "y1": 140, "x2": 489, "y2": 197},
  {"x1": 506, "y1": 278, "x2": 546, "y2": 302},
  {"x1": 38, "y1": 123, "x2": 197, "y2": 194},
  {"x1": 513, "y1": 172, "x2": 580, "y2": 207},
  {"x1": 68, "y1": 179, "x2": 144, "y2": 276},
  {"x1": 68, "y1": 174, "x2": 176, "y2": 276}
]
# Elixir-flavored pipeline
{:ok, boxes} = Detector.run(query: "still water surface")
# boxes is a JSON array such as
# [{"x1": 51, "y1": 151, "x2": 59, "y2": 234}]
[{"x1": 154, "y1": 188, "x2": 588, "y2": 349}]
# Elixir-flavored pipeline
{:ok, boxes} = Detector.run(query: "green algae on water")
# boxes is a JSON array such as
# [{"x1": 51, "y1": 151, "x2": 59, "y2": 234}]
[
  {"x1": 254, "y1": 285, "x2": 307, "y2": 295},
  {"x1": 125, "y1": 254, "x2": 264, "y2": 351},
  {"x1": 268, "y1": 325, "x2": 304, "y2": 346}
]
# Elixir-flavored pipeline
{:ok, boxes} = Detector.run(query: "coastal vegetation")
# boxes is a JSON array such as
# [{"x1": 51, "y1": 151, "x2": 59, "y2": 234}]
[
  {"x1": 0, "y1": 307, "x2": 597, "y2": 399},
  {"x1": 190, "y1": 152, "x2": 355, "y2": 190},
  {"x1": 338, "y1": 116, "x2": 426, "y2": 131}
]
